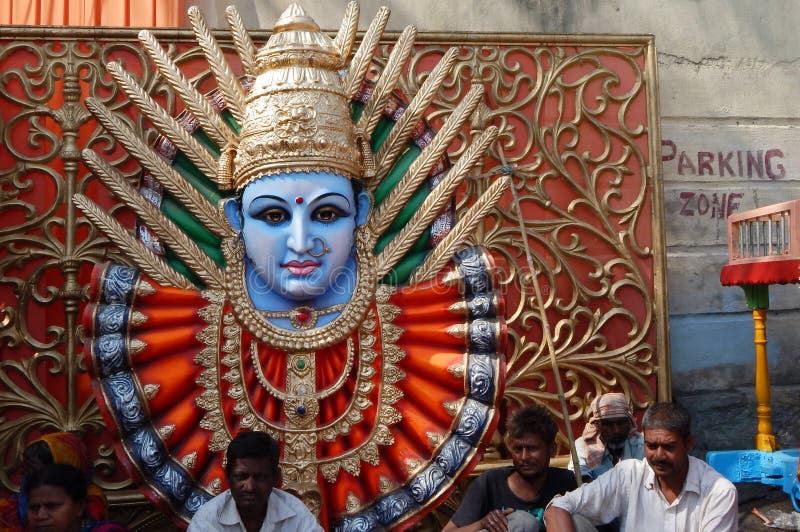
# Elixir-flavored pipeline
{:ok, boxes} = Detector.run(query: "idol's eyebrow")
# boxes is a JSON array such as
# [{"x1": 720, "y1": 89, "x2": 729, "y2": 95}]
[
  {"x1": 247, "y1": 195, "x2": 290, "y2": 213},
  {"x1": 251, "y1": 194, "x2": 289, "y2": 205},
  {"x1": 311, "y1": 192, "x2": 352, "y2": 209}
]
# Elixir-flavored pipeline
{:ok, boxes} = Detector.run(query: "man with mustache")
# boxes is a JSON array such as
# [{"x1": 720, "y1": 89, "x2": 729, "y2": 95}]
[
  {"x1": 543, "y1": 402, "x2": 737, "y2": 532},
  {"x1": 570, "y1": 393, "x2": 644, "y2": 483},
  {"x1": 443, "y1": 405, "x2": 578, "y2": 532},
  {"x1": 188, "y1": 432, "x2": 322, "y2": 532}
]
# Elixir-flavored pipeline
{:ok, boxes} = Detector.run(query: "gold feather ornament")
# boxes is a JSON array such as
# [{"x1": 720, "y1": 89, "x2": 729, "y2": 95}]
[{"x1": 77, "y1": 3, "x2": 508, "y2": 529}]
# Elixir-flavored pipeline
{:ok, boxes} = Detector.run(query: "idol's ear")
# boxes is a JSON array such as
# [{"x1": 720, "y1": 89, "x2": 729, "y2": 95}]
[
  {"x1": 223, "y1": 197, "x2": 243, "y2": 232},
  {"x1": 355, "y1": 189, "x2": 372, "y2": 227}
]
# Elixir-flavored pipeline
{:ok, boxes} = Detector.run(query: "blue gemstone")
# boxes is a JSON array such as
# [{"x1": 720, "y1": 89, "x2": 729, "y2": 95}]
[{"x1": 296, "y1": 405, "x2": 306, "y2": 416}]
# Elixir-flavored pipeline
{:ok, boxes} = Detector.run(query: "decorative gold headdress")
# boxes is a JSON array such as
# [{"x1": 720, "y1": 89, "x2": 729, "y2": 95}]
[
  {"x1": 74, "y1": 0, "x2": 510, "y2": 295},
  {"x1": 219, "y1": 4, "x2": 364, "y2": 191}
]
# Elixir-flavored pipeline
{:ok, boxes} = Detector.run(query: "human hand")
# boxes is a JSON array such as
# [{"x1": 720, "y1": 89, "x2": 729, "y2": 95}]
[{"x1": 479, "y1": 508, "x2": 514, "y2": 532}]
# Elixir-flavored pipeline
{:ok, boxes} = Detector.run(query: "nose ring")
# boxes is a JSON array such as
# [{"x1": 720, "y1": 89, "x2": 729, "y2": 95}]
[{"x1": 309, "y1": 237, "x2": 330, "y2": 258}]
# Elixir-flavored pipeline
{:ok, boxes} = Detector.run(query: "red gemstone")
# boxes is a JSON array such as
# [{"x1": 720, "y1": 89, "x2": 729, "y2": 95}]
[
  {"x1": 295, "y1": 308, "x2": 311, "y2": 323},
  {"x1": 295, "y1": 196, "x2": 304, "y2": 204}
]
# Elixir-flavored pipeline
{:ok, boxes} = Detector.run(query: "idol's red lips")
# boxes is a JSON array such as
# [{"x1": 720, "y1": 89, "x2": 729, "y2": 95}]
[{"x1": 282, "y1": 260, "x2": 321, "y2": 275}]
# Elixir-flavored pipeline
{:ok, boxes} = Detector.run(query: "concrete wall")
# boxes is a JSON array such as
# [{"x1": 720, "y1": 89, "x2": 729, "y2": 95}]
[{"x1": 196, "y1": 0, "x2": 800, "y2": 453}]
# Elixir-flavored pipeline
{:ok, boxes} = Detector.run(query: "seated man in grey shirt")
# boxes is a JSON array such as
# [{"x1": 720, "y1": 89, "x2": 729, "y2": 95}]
[{"x1": 443, "y1": 405, "x2": 578, "y2": 532}]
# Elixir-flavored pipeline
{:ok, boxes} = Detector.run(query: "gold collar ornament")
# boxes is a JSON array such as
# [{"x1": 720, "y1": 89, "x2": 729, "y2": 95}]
[{"x1": 259, "y1": 303, "x2": 347, "y2": 330}]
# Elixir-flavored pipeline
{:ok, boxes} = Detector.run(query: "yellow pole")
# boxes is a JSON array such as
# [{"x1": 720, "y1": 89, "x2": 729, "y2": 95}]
[{"x1": 752, "y1": 308, "x2": 777, "y2": 451}]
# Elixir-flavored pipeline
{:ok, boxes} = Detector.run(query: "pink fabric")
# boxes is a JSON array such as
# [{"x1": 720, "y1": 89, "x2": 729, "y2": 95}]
[
  {"x1": 581, "y1": 393, "x2": 635, "y2": 470},
  {"x1": 0, "y1": 0, "x2": 185, "y2": 26}
]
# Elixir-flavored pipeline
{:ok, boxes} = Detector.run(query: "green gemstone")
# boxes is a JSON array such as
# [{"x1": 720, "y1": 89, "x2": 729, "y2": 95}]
[{"x1": 296, "y1": 359, "x2": 306, "y2": 370}]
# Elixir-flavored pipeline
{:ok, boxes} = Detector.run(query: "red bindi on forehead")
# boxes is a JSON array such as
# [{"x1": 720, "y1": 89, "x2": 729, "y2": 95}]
[{"x1": 295, "y1": 196, "x2": 303, "y2": 204}]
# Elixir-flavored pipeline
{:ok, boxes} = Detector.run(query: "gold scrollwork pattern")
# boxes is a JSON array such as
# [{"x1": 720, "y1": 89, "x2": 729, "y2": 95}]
[
  {"x1": 0, "y1": 26, "x2": 665, "y2": 523},
  {"x1": 367, "y1": 38, "x2": 664, "y2": 453},
  {"x1": 500, "y1": 47, "x2": 659, "y2": 421}
]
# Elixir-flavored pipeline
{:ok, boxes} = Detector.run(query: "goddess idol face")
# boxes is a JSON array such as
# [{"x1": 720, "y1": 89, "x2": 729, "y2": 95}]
[{"x1": 225, "y1": 172, "x2": 371, "y2": 317}]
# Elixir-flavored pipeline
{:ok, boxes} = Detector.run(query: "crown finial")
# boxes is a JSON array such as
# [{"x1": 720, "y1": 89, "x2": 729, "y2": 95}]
[{"x1": 274, "y1": 3, "x2": 319, "y2": 33}]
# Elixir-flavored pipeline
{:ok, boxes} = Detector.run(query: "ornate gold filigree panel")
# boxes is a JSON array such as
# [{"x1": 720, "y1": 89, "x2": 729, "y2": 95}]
[
  {"x1": 385, "y1": 35, "x2": 665, "y2": 454},
  {"x1": 0, "y1": 26, "x2": 665, "y2": 519}
]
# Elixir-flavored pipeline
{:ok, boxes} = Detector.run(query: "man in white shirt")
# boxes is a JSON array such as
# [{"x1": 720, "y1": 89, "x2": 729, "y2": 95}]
[
  {"x1": 544, "y1": 402, "x2": 737, "y2": 532},
  {"x1": 570, "y1": 392, "x2": 644, "y2": 482},
  {"x1": 188, "y1": 431, "x2": 322, "y2": 532}
]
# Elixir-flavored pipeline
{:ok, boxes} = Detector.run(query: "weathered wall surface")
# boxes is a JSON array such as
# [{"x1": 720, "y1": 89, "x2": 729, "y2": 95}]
[{"x1": 197, "y1": 0, "x2": 800, "y2": 453}]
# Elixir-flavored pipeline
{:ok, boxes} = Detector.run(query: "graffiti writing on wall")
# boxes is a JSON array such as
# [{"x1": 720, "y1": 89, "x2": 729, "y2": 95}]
[
  {"x1": 677, "y1": 191, "x2": 743, "y2": 218},
  {"x1": 662, "y1": 138, "x2": 793, "y2": 218},
  {"x1": 662, "y1": 140, "x2": 785, "y2": 180}
]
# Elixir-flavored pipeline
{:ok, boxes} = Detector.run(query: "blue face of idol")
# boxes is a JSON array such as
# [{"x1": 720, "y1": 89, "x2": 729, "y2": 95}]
[{"x1": 225, "y1": 172, "x2": 371, "y2": 313}]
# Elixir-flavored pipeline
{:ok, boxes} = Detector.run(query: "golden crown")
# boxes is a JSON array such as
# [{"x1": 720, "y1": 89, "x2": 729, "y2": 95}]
[{"x1": 218, "y1": 3, "x2": 362, "y2": 192}]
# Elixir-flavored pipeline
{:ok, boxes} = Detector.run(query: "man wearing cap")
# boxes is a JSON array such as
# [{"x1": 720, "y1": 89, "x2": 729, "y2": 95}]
[{"x1": 570, "y1": 393, "x2": 644, "y2": 483}]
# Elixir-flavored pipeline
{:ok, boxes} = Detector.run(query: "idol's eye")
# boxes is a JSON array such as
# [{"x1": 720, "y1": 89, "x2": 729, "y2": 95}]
[
  {"x1": 258, "y1": 207, "x2": 289, "y2": 224},
  {"x1": 313, "y1": 205, "x2": 348, "y2": 223}
]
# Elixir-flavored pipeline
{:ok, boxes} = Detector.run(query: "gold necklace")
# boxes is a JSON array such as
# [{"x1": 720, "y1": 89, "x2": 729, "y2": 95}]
[
  {"x1": 259, "y1": 303, "x2": 347, "y2": 330},
  {"x1": 250, "y1": 338, "x2": 356, "y2": 401}
]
